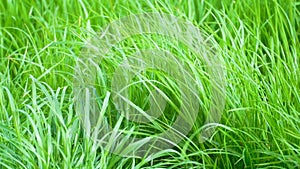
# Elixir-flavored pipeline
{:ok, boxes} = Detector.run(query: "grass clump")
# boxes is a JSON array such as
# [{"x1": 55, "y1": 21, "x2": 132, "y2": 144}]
[{"x1": 0, "y1": 0, "x2": 299, "y2": 168}]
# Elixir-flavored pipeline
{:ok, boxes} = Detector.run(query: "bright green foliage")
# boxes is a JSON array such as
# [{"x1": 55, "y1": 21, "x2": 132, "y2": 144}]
[{"x1": 0, "y1": 0, "x2": 299, "y2": 168}]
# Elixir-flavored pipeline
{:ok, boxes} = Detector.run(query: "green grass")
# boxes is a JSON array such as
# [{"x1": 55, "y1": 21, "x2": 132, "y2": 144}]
[{"x1": 0, "y1": 0, "x2": 299, "y2": 168}]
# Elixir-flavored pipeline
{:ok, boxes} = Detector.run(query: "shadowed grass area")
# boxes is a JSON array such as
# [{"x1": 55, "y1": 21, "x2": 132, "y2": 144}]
[{"x1": 0, "y1": 0, "x2": 299, "y2": 168}]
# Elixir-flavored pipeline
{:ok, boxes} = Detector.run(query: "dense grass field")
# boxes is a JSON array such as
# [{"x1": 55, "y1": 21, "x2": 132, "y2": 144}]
[{"x1": 0, "y1": 0, "x2": 299, "y2": 168}]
